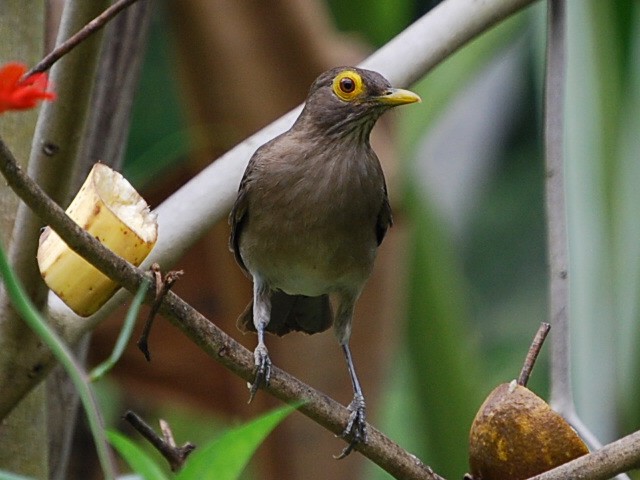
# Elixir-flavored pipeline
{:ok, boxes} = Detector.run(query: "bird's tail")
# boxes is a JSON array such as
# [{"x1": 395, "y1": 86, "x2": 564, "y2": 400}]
[{"x1": 237, "y1": 292, "x2": 333, "y2": 336}]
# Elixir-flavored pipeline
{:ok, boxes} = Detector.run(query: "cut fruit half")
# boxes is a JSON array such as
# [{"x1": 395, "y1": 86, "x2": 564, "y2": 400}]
[{"x1": 37, "y1": 163, "x2": 157, "y2": 317}]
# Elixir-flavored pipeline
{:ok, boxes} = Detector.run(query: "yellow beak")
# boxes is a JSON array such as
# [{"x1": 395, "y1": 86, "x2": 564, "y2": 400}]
[{"x1": 374, "y1": 88, "x2": 422, "y2": 106}]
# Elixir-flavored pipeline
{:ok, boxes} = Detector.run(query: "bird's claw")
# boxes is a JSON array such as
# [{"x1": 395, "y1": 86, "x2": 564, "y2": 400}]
[
  {"x1": 248, "y1": 344, "x2": 271, "y2": 403},
  {"x1": 335, "y1": 394, "x2": 368, "y2": 459}
]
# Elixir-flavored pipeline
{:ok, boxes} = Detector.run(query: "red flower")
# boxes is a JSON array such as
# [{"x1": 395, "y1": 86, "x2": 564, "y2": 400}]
[{"x1": 0, "y1": 62, "x2": 56, "y2": 114}]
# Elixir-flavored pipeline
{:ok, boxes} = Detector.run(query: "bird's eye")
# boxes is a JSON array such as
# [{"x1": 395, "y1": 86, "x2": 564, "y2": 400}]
[
  {"x1": 339, "y1": 77, "x2": 355, "y2": 93},
  {"x1": 332, "y1": 70, "x2": 364, "y2": 102}
]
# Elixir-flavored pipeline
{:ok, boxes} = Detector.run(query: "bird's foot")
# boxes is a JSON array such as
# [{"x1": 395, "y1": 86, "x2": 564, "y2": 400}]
[
  {"x1": 335, "y1": 393, "x2": 368, "y2": 459},
  {"x1": 248, "y1": 344, "x2": 271, "y2": 403}
]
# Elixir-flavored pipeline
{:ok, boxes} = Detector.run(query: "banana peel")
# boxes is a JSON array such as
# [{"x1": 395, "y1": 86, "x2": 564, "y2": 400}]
[{"x1": 37, "y1": 163, "x2": 157, "y2": 317}]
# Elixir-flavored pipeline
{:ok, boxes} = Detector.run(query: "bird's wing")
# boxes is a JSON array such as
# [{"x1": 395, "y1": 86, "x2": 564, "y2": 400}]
[
  {"x1": 375, "y1": 182, "x2": 393, "y2": 246},
  {"x1": 229, "y1": 157, "x2": 256, "y2": 273},
  {"x1": 229, "y1": 133, "x2": 289, "y2": 273}
]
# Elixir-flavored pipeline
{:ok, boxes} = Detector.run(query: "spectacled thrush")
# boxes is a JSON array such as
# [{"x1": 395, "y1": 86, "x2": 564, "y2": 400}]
[{"x1": 229, "y1": 66, "x2": 420, "y2": 457}]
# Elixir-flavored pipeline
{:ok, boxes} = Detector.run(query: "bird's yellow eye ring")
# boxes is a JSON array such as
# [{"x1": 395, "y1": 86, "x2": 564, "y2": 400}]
[{"x1": 332, "y1": 70, "x2": 364, "y2": 102}]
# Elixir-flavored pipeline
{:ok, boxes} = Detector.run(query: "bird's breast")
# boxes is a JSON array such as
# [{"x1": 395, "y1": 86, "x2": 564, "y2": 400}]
[{"x1": 239, "y1": 145, "x2": 384, "y2": 296}]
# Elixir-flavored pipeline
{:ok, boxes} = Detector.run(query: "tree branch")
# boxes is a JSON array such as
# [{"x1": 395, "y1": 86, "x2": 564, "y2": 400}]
[{"x1": 530, "y1": 429, "x2": 640, "y2": 480}]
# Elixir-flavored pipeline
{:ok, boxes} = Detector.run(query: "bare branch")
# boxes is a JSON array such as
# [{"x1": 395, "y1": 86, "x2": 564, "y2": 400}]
[
  {"x1": 124, "y1": 411, "x2": 195, "y2": 472},
  {"x1": 23, "y1": 0, "x2": 144, "y2": 79},
  {"x1": 518, "y1": 323, "x2": 551, "y2": 387},
  {"x1": 529, "y1": 429, "x2": 640, "y2": 480},
  {"x1": 137, "y1": 264, "x2": 183, "y2": 361}
]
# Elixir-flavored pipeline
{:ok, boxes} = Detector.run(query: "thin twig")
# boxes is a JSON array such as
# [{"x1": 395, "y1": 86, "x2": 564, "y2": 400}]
[
  {"x1": 22, "y1": 0, "x2": 143, "y2": 80},
  {"x1": 136, "y1": 264, "x2": 162, "y2": 361},
  {"x1": 518, "y1": 323, "x2": 551, "y2": 387},
  {"x1": 124, "y1": 410, "x2": 195, "y2": 472},
  {"x1": 137, "y1": 264, "x2": 183, "y2": 361}
]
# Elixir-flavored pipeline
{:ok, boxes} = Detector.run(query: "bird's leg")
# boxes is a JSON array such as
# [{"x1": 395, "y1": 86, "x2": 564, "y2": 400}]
[
  {"x1": 249, "y1": 280, "x2": 272, "y2": 403},
  {"x1": 336, "y1": 341, "x2": 368, "y2": 458},
  {"x1": 332, "y1": 293, "x2": 368, "y2": 458}
]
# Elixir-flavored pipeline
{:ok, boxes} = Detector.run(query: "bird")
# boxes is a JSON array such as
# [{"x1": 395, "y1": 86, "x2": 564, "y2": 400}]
[{"x1": 229, "y1": 66, "x2": 420, "y2": 457}]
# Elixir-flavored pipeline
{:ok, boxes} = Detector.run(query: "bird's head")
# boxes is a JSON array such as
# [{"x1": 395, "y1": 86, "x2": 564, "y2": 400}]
[{"x1": 295, "y1": 67, "x2": 421, "y2": 139}]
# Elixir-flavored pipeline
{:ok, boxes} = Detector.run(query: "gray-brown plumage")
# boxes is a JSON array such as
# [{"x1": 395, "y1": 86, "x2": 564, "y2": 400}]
[{"x1": 229, "y1": 66, "x2": 420, "y2": 457}]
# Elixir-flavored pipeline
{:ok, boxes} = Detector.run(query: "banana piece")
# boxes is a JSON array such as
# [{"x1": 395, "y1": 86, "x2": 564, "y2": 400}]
[{"x1": 37, "y1": 163, "x2": 158, "y2": 317}]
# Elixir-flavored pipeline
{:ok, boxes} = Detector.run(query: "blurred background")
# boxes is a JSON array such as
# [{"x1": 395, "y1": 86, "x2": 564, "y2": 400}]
[{"x1": 71, "y1": 0, "x2": 640, "y2": 479}]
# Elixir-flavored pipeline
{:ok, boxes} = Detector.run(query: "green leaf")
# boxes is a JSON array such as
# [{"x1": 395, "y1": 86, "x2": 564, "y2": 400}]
[
  {"x1": 403, "y1": 196, "x2": 484, "y2": 478},
  {"x1": 89, "y1": 279, "x2": 149, "y2": 382},
  {"x1": 107, "y1": 430, "x2": 168, "y2": 480},
  {"x1": 327, "y1": 0, "x2": 413, "y2": 46},
  {"x1": 175, "y1": 404, "x2": 297, "y2": 480}
]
